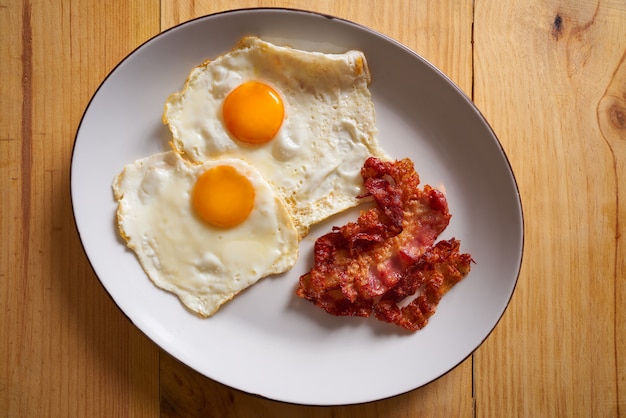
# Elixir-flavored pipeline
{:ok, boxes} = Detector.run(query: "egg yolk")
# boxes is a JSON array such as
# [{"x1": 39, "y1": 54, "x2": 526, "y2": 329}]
[
  {"x1": 192, "y1": 166, "x2": 255, "y2": 228},
  {"x1": 222, "y1": 81, "x2": 284, "y2": 144}
]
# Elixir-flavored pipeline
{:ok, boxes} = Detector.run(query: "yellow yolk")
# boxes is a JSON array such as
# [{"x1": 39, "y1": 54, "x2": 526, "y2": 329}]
[
  {"x1": 192, "y1": 165, "x2": 255, "y2": 228},
  {"x1": 222, "y1": 81, "x2": 284, "y2": 144}
]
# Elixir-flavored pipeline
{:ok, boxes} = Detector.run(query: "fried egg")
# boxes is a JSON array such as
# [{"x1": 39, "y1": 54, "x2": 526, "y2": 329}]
[
  {"x1": 112, "y1": 151, "x2": 299, "y2": 317},
  {"x1": 163, "y1": 36, "x2": 389, "y2": 237}
]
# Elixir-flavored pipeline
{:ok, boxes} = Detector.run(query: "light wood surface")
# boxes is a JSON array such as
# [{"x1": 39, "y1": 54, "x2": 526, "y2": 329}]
[{"x1": 1, "y1": 1, "x2": 624, "y2": 416}]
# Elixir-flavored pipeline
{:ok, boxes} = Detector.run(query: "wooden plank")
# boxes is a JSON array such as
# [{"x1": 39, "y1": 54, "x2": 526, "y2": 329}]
[
  {"x1": 2, "y1": 0, "x2": 624, "y2": 416},
  {"x1": 0, "y1": 1, "x2": 161, "y2": 416},
  {"x1": 473, "y1": 0, "x2": 626, "y2": 416},
  {"x1": 598, "y1": 43, "x2": 626, "y2": 418},
  {"x1": 0, "y1": 1, "x2": 29, "y2": 414},
  {"x1": 158, "y1": 1, "x2": 475, "y2": 416}
]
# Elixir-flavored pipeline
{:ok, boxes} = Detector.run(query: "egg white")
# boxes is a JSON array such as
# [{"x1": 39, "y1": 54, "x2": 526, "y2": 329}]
[
  {"x1": 163, "y1": 36, "x2": 390, "y2": 237},
  {"x1": 112, "y1": 151, "x2": 299, "y2": 317}
]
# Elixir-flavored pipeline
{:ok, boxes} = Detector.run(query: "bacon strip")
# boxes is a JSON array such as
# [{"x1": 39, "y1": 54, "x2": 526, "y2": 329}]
[{"x1": 296, "y1": 157, "x2": 473, "y2": 331}]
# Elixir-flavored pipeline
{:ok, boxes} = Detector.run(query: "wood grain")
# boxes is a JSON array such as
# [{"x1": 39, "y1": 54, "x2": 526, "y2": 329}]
[
  {"x1": 1, "y1": 1, "x2": 161, "y2": 417},
  {"x1": 1, "y1": 0, "x2": 624, "y2": 416},
  {"x1": 598, "y1": 43, "x2": 626, "y2": 418},
  {"x1": 473, "y1": 0, "x2": 626, "y2": 416}
]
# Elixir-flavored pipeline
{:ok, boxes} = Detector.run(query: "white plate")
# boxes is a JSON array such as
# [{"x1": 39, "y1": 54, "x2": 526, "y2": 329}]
[{"x1": 71, "y1": 8, "x2": 523, "y2": 405}]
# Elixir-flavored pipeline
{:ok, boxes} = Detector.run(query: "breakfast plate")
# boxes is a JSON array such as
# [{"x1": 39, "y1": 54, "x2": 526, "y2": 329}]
[{"x1": 71, "y1": 8, "x2": 523, "y2": 405}]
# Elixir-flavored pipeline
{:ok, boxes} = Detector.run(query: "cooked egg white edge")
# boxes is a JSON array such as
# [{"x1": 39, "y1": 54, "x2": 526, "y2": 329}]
[
  {"x1": 112, "y1": 151, "x2": 299, "y2": 317},
  {"x1": 163, "y1": 36, "x2": 390, "y2": 237}
]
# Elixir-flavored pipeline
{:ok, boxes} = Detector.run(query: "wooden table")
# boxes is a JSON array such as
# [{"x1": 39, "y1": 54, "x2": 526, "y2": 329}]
[{"x1": 2, "y1": 1, "x2": 624, "y2": 416}]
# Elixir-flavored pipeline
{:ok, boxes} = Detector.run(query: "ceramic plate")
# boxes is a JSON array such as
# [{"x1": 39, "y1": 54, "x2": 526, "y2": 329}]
[{"x1": 71, "y1": 8, "x2": 523, "y2": 405}]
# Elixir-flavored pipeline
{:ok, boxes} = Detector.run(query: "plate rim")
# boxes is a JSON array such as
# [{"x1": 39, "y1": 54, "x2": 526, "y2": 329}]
[{"x1": 70, "y1": 6, "x2": 525, "y2": 406}]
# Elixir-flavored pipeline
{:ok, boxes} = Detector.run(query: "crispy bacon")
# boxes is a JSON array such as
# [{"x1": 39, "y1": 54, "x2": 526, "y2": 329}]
[{"x1": 296, "y1": 157, "x2": 473, "y2": 331}]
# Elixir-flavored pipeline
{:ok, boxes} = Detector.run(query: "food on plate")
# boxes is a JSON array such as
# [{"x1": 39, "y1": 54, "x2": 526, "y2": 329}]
[
  {"x1": 113, "y1": 37, "x2": 402, "y2": 318},
  {"x1": 112, "y1": 151, "x2": 299, "y2": 317},
  {"x1": 296, "y1": 157, "x2": 473, "y2": 331},
  {"x1": 163, "y1": 36, "x2": 389, "y2": 237}
]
